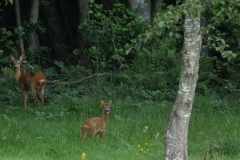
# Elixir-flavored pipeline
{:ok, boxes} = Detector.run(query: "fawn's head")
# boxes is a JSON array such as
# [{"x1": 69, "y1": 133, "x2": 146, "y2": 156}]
[
  {"x1": 11, "y1": 55, "x2": 23, "y2": 71},
  {"x1": 100, "y1": 99, "x2": 113, "y2": 114}
]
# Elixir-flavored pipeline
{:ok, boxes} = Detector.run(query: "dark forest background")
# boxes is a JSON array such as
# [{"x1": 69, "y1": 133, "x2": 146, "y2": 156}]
[{"x1": 0, "y1": 0, "x2": 240, "y2": 106}]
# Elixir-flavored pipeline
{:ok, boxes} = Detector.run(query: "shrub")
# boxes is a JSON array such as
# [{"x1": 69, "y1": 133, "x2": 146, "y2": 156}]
[{"x1": 78, "y1": 2, "x2": 148, "y2": 71}]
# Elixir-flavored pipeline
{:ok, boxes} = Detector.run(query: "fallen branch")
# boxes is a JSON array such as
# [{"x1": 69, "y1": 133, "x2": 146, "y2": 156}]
[
  {"x1": 45, "y1": 72, "x2": 109, "y2": 85},
  {"x1": 71, "y1": 72, "x2": 109, "y2": 84},
  {"x1": 224, "y1": 86, "x2": 240, "y2": 92},
  {"x1": 47, "y1": 77, "x2": 69, "y2": 84}
]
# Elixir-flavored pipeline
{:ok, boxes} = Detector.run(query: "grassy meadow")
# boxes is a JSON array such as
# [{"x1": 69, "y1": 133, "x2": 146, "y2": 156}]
[{"x1": 0, "y1": 95, "x2": 240, "y2": 160}]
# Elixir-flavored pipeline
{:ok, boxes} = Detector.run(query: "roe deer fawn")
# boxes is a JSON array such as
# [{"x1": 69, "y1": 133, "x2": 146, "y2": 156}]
[
  {"x1": 11, "y1": 55, "x2": 46, "y2": 109},
  {"x1": 80, "y1": 99, "x2": 113, "y2": 141}
]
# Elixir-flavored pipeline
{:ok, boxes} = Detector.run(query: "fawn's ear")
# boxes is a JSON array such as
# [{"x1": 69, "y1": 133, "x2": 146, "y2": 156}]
[
  {"x1": 108, "y1": 99, "x2": 113, "y2": 106},
  {"x1": 100, "y1": 99, "x2": 105, "y2": 107},
  {"x1": 10, "y1": 55, "x2": 15, "y2": 62}
]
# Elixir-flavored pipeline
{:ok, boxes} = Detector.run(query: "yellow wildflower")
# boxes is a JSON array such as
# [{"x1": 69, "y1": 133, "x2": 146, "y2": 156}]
[{"x1": 82, "y1": 152, "x2": 86, "y2": 158}]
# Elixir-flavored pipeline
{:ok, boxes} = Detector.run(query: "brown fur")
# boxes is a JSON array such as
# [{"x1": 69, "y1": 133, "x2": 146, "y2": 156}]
[
  {"x1": 80, "y1": 99, "x2": 113, "y2": 141},
  {"x1": 11, "y1": 55, "x2": 46, "y2": 109}
]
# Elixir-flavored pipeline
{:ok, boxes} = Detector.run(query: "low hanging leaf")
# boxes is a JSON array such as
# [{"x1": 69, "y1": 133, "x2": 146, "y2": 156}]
[{"x1": 221, "y1": 51, "x2": 237, "y2": 61}]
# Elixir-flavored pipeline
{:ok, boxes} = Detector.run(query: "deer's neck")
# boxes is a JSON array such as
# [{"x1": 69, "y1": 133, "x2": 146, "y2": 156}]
[
  {"x1": 100, "y1": 112, "x2": 109, "y2": 123},
  {"x1": 14, "y1": 69, "x2": 22, "y2": 82}
]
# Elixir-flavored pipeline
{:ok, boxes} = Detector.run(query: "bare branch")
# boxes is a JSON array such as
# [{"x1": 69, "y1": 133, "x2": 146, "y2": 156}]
[
  {"x1": 46, "y1": 72, "x2": 109, "y2": 85},
  {"x1": 71, "y1": 72, "x2": 109, "y2": 84},
  {"x1": 224, "y1": 86, "x2": 240, "y2": 92},
  {"x1": 46, "y1": 77, "x2": 69, "y2": 85}
]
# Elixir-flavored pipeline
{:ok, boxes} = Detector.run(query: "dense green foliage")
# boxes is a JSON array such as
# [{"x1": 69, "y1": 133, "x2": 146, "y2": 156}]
[
  {"x1": 120, "y1": 38, "x2": 181, "y2": 100},
  {"x1": 78, "y1": 3, "x2": 148, "y2": 70},
  {"x1": 1, "y1": 1, "x2": 240, "y2": 105}
]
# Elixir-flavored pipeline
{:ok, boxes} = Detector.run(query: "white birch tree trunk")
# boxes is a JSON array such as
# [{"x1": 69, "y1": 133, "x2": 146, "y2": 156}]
[
  {"x1": 164, "y1": 0, "x2": 202, "y2": 159},
  {"x1": 128, "y1": 0, "x2": 151, "y2": 22},
  {"x1": 29, "y1": 0, "x2": 40, "y2": 50}
]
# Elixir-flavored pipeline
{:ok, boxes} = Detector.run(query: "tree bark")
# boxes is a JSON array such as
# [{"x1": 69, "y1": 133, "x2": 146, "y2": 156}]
[
  {"x1": 78, "y1": 0, "x2": 89, "y2": 24},
  {"x1": 164, "y1": 0, "x2": 202, "y2": 160},
  {"x1": 128, "y1": 0, "x2": 151, "y2": 22},
  {"x1": 77, "y1": 0, "x2": 89, "y2": 47},
  {"x1": 43, "y1": 0, "x2": 66, "y2": 60},
  {"x1": 236, "y1": 37, "x2": 240, "y2": 46},
  {"x1": 15, "y1": 0, "x2": 26, "y2": 59},
  {"x1": 153, "y1": 0, "x2": 162, "y2": 13},
  {"x1": 76, "y1": 0, "x2": 90, "y2": 66},
  {"x1": 29, "y1": 0, "x2": 40, "y2": 50}
]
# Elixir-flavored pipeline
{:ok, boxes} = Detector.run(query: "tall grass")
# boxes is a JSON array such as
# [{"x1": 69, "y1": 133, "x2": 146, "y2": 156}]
[{"x1": 0, "y1": 96, "x2": 239, "y2": 160}]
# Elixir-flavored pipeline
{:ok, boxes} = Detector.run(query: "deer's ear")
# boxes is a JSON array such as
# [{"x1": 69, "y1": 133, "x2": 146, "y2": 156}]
[
  {"x1": 100, "y1": 99, "x2": 105, "y2": 107},
  {"x1": 19, "y1": 55, "x2": 23, "y2": 62},
  {"x1": 108, "y1": 99, "x2": 113, "y2": 106},
  {"x1": 10, "y1": 55, "x2": 15, "y2": 62}
]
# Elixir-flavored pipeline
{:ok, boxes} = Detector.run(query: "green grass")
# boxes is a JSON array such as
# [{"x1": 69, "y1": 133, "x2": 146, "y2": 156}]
[{"x1": 0, "y1": 96, "x2": 239, "y2": 160}]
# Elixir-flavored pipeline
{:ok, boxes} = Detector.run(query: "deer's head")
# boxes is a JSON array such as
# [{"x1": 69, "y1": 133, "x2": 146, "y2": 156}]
[
  {"x1": 11, "y1": 55, "x2": 23, "y2": 71},
  {"x1": 100, "y1": 99, "x2": 113, "y2": 113}
]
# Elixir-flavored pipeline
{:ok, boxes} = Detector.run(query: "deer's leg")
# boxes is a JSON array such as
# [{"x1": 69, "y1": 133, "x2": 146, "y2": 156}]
[
  {"x1": 22, "y1": 90, "x2": 27, "y2": 109},
  {"x1": 40, "y1": 87, "x2": 45, "y2": 108},
  {"x1": 31, "y1": 89, "x2": 38, "y2": 108}
]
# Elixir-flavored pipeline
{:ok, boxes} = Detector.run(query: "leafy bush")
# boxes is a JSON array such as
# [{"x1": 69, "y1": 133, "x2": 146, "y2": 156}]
[
  {"x1": 119, "y1": 38, "x2": 181, "y2": 101},
  {"x1": 0, "y1": 67, "x2": 19, "y2": 107},
  {"x1": 196, "y1": 56, "x2": 224, "y2": 96},
  {"x1": 78, "y1": 2, "x2": 148, "y2": 71}
]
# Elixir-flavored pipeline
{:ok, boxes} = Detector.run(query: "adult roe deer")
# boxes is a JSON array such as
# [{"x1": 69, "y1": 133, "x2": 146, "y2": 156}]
[
  {"x1": 11, "y1": 55, "x2": 46, "y2": 109},
  {"x1": 80, "y1": 99, "x2": 113, "y2": 141}
]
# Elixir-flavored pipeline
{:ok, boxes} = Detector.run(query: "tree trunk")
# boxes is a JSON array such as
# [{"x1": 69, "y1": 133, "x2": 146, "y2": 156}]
[
  {"x1": 29, "y1": 0, "x2": 40, "y2": 50},
  {"x1": 128, "y1": 0, "x2": 151, "y2": 22},
  {"x1": 237, "y1": 37, "x2": 240, "y2": 46},
  {"x1": 15, "y1": 0, "x2": 26, "y2": 59},
  {"x1": 77, "y1": 0, "x2": 90, "y2": 66},
  {"x1": 164, "y1": 0, "x2": 201, "y2": 160},
  {"x1": 78, "y1": 0, "x2": 89, "y2": 24},
  {"x1": 43, "y1": 0, "x2": 66, "y2": 60},
  {"x1": 77, "y1": 0, "x2": 89, "y2": 47},
  {"x1": 153, "y1": 0, "x2": 162, "y2": 13}
]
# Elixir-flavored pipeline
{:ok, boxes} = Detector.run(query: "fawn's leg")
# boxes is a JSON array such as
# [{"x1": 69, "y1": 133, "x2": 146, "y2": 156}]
[{"x1": 80, "y1": 127, "x2": 87, "y2": 141}]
